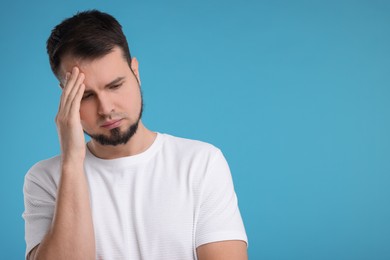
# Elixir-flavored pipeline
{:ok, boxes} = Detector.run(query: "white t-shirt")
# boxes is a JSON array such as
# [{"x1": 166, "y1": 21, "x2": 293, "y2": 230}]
[{"x1": 23, "y1": 133, "x2": 247, "y2": 259}]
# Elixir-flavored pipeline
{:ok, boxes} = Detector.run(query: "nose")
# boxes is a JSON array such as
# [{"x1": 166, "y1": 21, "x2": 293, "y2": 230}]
[{"x1": 97, "y1": 93, "x2": 114, "y2": 116}]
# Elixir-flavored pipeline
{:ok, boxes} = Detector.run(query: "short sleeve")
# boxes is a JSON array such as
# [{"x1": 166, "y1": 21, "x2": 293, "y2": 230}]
[
  {"x1": 195, "y1": 149, "x2": 248, "y2": 248},
  {"x1": 22, "y1": 166, "x2": 56, "y2": 258}
]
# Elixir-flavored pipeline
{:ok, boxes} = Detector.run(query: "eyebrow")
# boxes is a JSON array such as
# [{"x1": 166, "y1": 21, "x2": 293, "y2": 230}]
[{"x1": 83, "y1": 76, "x2": 125, "y2": 95}]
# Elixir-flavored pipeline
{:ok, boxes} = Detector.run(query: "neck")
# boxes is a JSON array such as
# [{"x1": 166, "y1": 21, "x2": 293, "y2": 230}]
[{"x1": 87, "y1": 121, "x2": 157, "y2": 159}]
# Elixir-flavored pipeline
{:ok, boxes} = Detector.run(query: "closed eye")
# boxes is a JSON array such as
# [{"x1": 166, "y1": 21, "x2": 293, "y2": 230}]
[
  {"x1": 109, "y1": 83, "x2": 123, "y2": 90},
  {"x1": 82, "y1": 93, "x2": 93, "y2": 100}
]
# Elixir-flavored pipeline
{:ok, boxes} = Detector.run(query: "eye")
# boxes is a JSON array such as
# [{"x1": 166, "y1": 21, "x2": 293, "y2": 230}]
[
  {"x1": 109, "y1": 83, "x2": 122, "y2": 90},
  {"x1": 82, "y1": 93, "x2": 93, "y2": 100}
]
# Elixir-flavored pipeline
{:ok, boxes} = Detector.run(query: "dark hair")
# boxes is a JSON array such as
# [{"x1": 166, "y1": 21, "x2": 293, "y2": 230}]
[{"x1": 46, "y1": 9, "x2": 132, "y2": 79}]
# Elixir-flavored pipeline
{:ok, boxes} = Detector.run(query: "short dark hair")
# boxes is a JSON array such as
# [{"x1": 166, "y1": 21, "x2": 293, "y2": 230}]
[{"x1": 46, "y1": 9, "x2": 132, "y2": 79}]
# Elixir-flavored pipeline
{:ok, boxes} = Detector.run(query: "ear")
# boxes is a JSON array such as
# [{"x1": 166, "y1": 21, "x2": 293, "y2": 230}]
[
  {"x1": 130, "y1": 57, "x2": 141, "y2": 85},
  {"x1": 58, "y1": 72, "x2": 70, "y2": 89}
]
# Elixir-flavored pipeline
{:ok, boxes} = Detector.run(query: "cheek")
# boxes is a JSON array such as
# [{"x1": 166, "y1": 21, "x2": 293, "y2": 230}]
[
  {"x1": 128, "y1": 88, "x2": 142, "y2": 108},
  {"x1": 79, "y1": 103, "x2": 95, "y2": 122},
  {"x1": 119, "y1": 89, "x2": 138, "y2": 109}
]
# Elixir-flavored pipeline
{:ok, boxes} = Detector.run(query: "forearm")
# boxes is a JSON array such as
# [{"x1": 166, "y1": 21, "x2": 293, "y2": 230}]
[{"x1": 34, "y1": 161, "x2": 95, "y2": 260}]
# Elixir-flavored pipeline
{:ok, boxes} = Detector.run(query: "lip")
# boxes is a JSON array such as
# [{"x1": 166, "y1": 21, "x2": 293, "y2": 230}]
[{"x1": 101, "y1": 119, "x2": 123, "y2": 129}]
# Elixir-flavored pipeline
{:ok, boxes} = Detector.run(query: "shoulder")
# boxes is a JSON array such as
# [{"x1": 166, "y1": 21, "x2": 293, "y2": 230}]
[
  {"x1": 158, "y1": 134, "x2": 229, "y2": 178},
  {"x1": 161, "y1": 133, "x2": 221, "y2": 158},
  {"x1": 24, "y1": 155, "x2": 61, "y2": 185}
]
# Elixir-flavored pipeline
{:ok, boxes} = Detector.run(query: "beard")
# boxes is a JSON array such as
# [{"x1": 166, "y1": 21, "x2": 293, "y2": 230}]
[{"x1": 84, "y1": 96, "x2": 143, "y2": 146}]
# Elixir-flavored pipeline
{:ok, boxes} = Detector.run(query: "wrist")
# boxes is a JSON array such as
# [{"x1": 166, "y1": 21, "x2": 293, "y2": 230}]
[{"x1": 61, "y1": 156, "x2": 85, "y2": 170}]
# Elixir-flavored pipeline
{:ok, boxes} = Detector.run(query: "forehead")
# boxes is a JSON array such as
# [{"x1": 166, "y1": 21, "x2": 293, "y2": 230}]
[{"x1": 58, "y1": 47, "x2": 129, "y2": 85}]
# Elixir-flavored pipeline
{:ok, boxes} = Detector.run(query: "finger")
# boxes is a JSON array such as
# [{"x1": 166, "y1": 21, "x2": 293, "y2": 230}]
[
  {"x1": 58, "y1": 72, "x2": 70, "y2": 90},
  {"x1": 64, "y1": 72, "x2": 70, "y2": 87},
  {"x1": 58, "y1": 72, "x2": 71, "y2": 109},
  {"x1": 60, "y1": 67, "x2": 80, "y2": 110},
  {"x1": 67, "y1": 72, "x2": 85, "y2": 107},
  {"x1": 62, "y1": 73, "x2": 85, "y2": 117},
  {"x1": 60, "y1": 68, "x2": 78, "y2": 107},
  {"x1": 63, "y1": 67, "x2": 80, "y2": 98},
  {"x1": 70, "y1": 83, "x2": 85, "y2": 115}
]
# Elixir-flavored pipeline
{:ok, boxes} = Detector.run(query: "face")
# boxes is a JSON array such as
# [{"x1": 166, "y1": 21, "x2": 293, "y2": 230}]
[{"x1": 59, "y1": 47, "x2": 143, "y2": 146}]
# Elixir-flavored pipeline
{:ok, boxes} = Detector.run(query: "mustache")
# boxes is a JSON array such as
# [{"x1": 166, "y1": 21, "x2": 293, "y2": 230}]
[{"x1": 97, "y1": 113, "x2": 128, "y2": 124}]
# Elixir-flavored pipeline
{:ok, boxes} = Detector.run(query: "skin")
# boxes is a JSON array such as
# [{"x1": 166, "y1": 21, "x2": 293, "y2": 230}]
[
  {"x1": 60, "y1": 47, "x2": 156, "y2": 159},
  {"x1": 28, "y1": 46, "x2": 247, "y2": 259},
  {"x1": 197, "y1": 240, "x2": 248, "y2": 260},
  {"x1": 28, "y1": 63, "x2": 95, "y2": 260}
]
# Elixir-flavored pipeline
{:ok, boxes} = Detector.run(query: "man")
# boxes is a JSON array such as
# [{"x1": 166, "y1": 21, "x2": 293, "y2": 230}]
[{"x1": 23, "y1": 10, "x2": 247, "y2": 260}]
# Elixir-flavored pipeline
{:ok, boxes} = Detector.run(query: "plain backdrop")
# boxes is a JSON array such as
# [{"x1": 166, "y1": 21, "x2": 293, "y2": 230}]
[{"x1": 1, "y1": 0, "x2": 389, "y2": 259}]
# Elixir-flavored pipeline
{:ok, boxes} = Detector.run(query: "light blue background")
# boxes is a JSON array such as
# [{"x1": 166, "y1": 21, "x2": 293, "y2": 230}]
[{"x1": 1, "y1": 0, "x2": 389, "y2": 259}]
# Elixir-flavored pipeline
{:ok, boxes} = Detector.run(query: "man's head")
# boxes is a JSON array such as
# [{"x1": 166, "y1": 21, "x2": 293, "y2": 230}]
[
  {"x1": 47, "y1": 10, "x2": 143, "y2": 146},
  {"x1": 47, "y1": 9, "x2": 132, "y2": 81}
]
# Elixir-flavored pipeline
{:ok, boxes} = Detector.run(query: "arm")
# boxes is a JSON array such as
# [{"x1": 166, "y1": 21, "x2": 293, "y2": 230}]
[
  {"x1": 28, "y1": 67, "x2": 95, "y2": 260},
  {"x1": 197, "y1": 240, "x2": 248, "y2": 260},
  {"x1": 195, "y1": 150, "x2": 248, "y2": 260}
]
